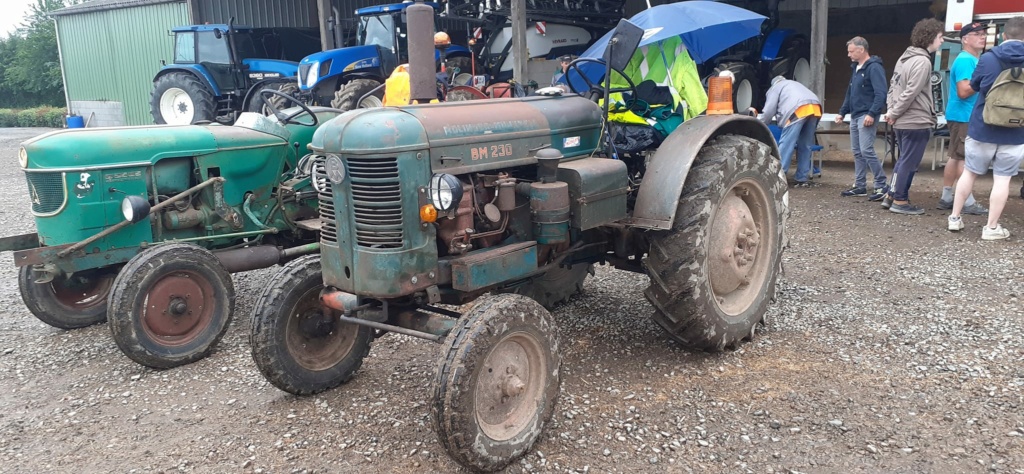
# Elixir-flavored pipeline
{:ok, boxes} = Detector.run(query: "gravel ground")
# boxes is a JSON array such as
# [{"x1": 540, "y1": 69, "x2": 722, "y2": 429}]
[{"x1": 1, "y1": 127, "x2": 1022, "y2": 473}]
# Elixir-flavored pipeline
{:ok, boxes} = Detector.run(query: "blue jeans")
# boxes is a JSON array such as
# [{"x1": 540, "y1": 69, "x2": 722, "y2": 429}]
[
  {"x1": 778, "y1": 117, "x2": 819, "y2": 183},
  {"x1": 850, "y1": 115, "x2": 887, "y2": 189}
]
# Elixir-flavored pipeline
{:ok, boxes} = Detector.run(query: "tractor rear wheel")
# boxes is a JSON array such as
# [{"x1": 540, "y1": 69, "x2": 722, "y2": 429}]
[
  {"x1": 108, "y1": 243, "x2": 234, "y2": 368},
  {"x1": 431, "y1": 294, "x2": 560, "y2": 472},
  {"x1": 150, "y1": 72, "x2": 216, "y2": 125},
  {"x1": 19, "y1": 266, "x2": 115, "y2": 329},
  {"x1": 712, "y1": 62, "x2": 760, "y2": 113},
  {"x1": 249, "y1": 82, "x2": 301, "y2": 115},
  {"x1": 644, "y1": 135, "x2": 787, "y2": 351},
  {"x1": 331, "y1": 79, "x2": 383, "y2": 111},
  {"x1": 250, "y1": 255, "x2": 373, "y2": 395}
]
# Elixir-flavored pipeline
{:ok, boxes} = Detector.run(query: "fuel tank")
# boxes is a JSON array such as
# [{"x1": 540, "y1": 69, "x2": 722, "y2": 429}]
[{"x1": 310, "y1": 95, "x2": 604, "y2": 169}]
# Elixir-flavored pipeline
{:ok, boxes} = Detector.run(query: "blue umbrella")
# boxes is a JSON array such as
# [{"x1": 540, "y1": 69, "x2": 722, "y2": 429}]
[{"x1": 566, "y1": 1, "x2": 766, "y2": 89}]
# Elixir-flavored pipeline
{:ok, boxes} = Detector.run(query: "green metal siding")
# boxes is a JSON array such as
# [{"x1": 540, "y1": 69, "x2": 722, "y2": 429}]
[{"x1": 57, "y1": 3, "x2": 189, "y2": 125}]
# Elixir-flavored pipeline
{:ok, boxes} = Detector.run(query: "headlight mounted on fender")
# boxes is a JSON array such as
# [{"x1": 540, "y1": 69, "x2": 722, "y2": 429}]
[{"x1": 18, "y1": 147, "x2": 28, "y2": 168}]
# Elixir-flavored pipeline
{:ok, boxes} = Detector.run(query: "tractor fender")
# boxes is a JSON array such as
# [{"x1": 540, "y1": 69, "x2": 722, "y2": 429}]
[
  {"x1": 627, "y1": 114, "x2": 779, "y2": 230},
  {"x1": 761, "y1": 29, "x2": 796, "y2": 61},
  {"x1": 154, "y1": 65, "x2": 221, "y2": 97}
]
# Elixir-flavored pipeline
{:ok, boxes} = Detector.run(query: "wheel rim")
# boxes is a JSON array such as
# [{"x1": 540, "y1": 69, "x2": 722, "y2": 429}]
[
  {"x1": 793, "y1": 58, "x2": 811, "y2": 87},
  {"x1": 140, "y1": 270, "x2": 216, "y2": 346},
  {"x1": 735, "y1": 79, "x2": 753, "y2": 112},
  {"x1": 475, "y1": 331, "x2": 547, "y2": 441},
  {"x1": 359, "y1": 95, "x2": 383, "y2": 108},
  {"x1": 708, "y1": 178, "x2": 774, "y2": 318},
  {"x1": 51, "y1": 272, "x2": 114, "y2": 312},
  {"x1": 285, "y1": 287, "x2": 359, "y2": 371},
  {"x1": 160, "y1": 87, "x2": 194, "y2": 124}
]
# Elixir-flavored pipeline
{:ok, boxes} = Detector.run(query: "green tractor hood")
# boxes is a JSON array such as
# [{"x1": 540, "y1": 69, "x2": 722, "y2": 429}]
[{"x1": 21, "y1": 124, "x2": 288, "y2": 170}]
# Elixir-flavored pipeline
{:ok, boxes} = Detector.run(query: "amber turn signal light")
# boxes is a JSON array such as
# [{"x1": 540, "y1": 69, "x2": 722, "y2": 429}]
[
  {"x1": 420, "y1": 204, "x2": 438, "y2": 223},
  {"x1": 706, "y1": 75, "x2": 734, "y2": 115}
]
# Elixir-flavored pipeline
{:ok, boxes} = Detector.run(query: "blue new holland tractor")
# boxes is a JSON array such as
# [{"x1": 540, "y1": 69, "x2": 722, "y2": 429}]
[
  {"x1": 297, "y1": 2, "x2": 471, "y2": 110},
  {"x1": 150, "y1": 24, "x2": 315, "y2": 125}
]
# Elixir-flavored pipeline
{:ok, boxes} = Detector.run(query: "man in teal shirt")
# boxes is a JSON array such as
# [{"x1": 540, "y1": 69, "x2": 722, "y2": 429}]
[{"x1": 939, "y1": 22, "x2": 988, "y2": 214}]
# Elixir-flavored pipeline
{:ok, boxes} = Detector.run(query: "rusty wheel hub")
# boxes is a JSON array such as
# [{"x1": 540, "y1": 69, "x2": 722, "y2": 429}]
[
  {"x1": 141, "y1": 271, "x2": 215, "y2": 346},
  {"x1": 286, "y1": 288, "x2": 358, "y2": 371},
  {"x1": 708, "y1": 179, "x2": 774, "y2": 317},
  {"x1": 475, "y1": 332, "x2": 547, "y2": 441},
  {"x1": 52, "y1": 272, "x2": 114, "y2": 311}
]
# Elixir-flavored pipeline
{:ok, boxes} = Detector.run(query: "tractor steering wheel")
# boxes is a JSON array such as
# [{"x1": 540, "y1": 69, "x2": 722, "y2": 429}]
[
  {"x1": 259, "y1": 89, "x2": 319, "y2": 127},
  {"x1": 565, "y1": 57, "x2": 638, "y2": 105}
]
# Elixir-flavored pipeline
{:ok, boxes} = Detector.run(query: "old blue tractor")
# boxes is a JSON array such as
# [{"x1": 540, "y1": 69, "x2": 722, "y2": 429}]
[{"x1": 150, "y1": 24, "x2": 319, "y2": 124}]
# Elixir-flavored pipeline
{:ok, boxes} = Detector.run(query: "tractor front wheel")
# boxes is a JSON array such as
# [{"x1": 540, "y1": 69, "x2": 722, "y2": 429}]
[
  {"x1": 330, "y1": 79, "x2": 383, "y2": 111},
  {"x1": 18, "y1": 266, "x2": 115, "y2": 329},
  {"x1": 108, "y1": 243, "x2": 235, "y2": 368},
  {"x1": 431, "y1": 294, "x2": 561, "y2": 472},
  {"x1": 150, "y1": 72, "x2": 217, "y2": 125},
  {"x1": 644, "y1": 135, "x2": 787, "y2": 351},
  {"x1": 249, "y1": 81, "x2": 301, "y2": 115},
  {"x1": 250, "y1": 255, "x2": 373, "y2": 395}
]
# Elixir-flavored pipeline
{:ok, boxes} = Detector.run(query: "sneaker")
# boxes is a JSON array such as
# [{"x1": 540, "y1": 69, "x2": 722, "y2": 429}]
[
  {"x1": 791, "y1": 181, "x2": 817, "y2": 188},
  {"x1": 880, "y1": 194, "x2": 893, "y2": 209},
  {"x1": 868, "y1": 186, "x2": 889, "y2": 202},
  {"x1": 937, "y1": 199, "x2": 953, "y2": 210},
  {"x1": 840, "y1": 186, "x2": 867, "y2": 197},
  {"x1": 812, "y1": 166, "x2": 822, "y2": 178},
  {"x1": 981, "y1": 225, "x2": 1010, "y2": 241},
  {"x1": 889, "y1": 202, "x2": 925, "y2": 215},
  {"x1": 948, "y1": 215, "x2": 964, "y2": 231},
  {"x1": 962, "y1": 203, "x2": 988, "y2": 215}
]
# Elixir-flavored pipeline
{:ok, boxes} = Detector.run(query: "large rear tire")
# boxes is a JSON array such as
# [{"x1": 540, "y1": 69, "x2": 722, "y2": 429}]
[
  {"x1": 330, "y1": 79, "x2": 383, "y2": 111},
  {"x1": 644, "y1": 135, "x2": 787, "y2": 351},
  {"x1": 108, "y1": 243, "x2": 234, "y2": 369},
  {"x1": 250, "y1": 255, "x2": 373, "y2": 395},
  {"x1": 431, "y1": 294, "x2": 560, "y2": 472},
  {"x1": 712, "y1": 62, "x2": 760, "y2": 113},
  {"x1": 150, "y1": 72, "x2": 217, "y2": 125},
  {"x1": 18, "y1": 266, "x2": 115, "y2": 329}
]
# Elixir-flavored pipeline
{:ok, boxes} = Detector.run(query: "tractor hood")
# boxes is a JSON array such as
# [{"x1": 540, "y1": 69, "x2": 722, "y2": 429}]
[
  {"x1": 242, "y1": 58, "x2": 299, "y2": 78},
  {"x1": 20, "y1": 124, "x2": 288, "y2": 170}
]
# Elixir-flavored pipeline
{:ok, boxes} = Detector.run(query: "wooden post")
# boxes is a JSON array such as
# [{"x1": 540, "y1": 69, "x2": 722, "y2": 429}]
[
  {"x1": 810, "y1": 0, "x2": 828, "y2": 102},
  {"x1": 510, "y1": 0, "x2": 528, "y2": 84},
  {"x1": 186, "y1": 0, "x2": 201, "y2": 23},
  {"x1": 317, "y1": 0, "x2": 334, "y2": 51}
]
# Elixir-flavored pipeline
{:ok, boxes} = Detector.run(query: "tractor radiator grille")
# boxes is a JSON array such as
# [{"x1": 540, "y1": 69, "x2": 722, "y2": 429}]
[
  {"x1": 348, "y1": 157, "x2": 403, "y2": 249},
  {"x1": 313, "y1": 158, "x2": 338, "y2": 245},
  {"x1": 298, "y1": 64, "x2": 312, "y2": 87},
  {"x1": 25, "y1": 171, "x2": 67, "y2": 216}
]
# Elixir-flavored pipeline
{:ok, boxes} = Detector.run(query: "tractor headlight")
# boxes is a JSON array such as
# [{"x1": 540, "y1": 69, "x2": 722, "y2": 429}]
[
  {"x1": 18, "y1": 147, "x2": 28, "y2": 168},
  {"x1": 121, "y1": 195, "x2": 151, "y2": 223},
  {"x1": 304, "y1": 61, "x2": 320, "y2": 88},
  {"x1": 429, "y1": 173, "x2": 463, "y2": 213}
]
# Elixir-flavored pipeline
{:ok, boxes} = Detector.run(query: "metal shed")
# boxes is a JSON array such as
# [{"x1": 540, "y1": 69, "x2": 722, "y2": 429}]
[{"x1": 52, "y1": 0, "x2": 191, "y2": 126}]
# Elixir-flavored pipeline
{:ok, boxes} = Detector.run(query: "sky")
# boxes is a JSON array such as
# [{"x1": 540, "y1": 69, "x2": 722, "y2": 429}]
[{"x1": 1, "y1": 0, "x2": 37, "y2": 38}]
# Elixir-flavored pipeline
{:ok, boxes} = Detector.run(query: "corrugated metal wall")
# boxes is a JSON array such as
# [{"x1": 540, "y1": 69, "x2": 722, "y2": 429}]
[
  {"x1": 57, "y1": 2, "x2": 190, "y2": 125},
  {"x1": 195, "y1": 0, "x2": 319, "y2": 27}
]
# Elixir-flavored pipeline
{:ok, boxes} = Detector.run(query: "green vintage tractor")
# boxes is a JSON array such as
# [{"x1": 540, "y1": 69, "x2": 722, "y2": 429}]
[
  {"x1": 248, "y1": 7, "x2": 788, "y2": 472},
  {"x1": 2, "y1": 91, "x2": 344, "y2": 369}
]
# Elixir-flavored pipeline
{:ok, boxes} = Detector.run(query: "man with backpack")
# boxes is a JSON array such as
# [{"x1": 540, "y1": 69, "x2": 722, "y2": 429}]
[{"x1": 947, "y1": 17, "x2": 1024, "y2": 240}]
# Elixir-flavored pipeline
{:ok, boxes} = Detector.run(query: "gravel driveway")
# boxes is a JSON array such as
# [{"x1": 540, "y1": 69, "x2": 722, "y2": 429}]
[{"x1": 1, "y1": 127, "x2": 1022, "y2": 473}]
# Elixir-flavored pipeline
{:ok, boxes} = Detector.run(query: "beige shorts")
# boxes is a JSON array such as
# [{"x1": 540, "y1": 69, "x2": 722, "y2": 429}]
[{"x1": 947, "y1": 121, "x2": 967, "y2": 161}]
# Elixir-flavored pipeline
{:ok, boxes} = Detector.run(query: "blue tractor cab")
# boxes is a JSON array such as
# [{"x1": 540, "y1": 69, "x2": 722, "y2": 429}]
[
  {"x1": 297, "y1": 2, "x2": 470, "y2": 111},
  {"x1": 150, "y1": 24, "x2": 303, "y2": 125}
]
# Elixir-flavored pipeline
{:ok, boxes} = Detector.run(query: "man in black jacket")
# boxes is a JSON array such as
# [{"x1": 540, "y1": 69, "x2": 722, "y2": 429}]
[{"x1": 836, "y1": 36, "x2": 889, "y2": 201}]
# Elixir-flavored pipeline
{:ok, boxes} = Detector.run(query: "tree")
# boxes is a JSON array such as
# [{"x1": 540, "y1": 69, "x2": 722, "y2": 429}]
[{"x1": 0, "y1": 0, "x2": 78, "y2": 108}]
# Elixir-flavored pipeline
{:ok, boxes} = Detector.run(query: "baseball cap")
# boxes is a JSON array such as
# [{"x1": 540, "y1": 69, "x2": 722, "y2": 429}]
[
  {"x1": 960, "y1": 22, "x2": 986, "y2": 38},
  {"x1": 559, "y1": 54, "x2": 576, "y2": 63}
]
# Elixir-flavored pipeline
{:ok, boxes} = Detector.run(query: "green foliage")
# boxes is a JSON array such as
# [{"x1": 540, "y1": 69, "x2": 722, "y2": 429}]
[
  {"x1": 0, "y1": 107, "x2": 65, "y2": 128},
  {"x1": 0, "y1": 0, "x2": 80, "y2": 108}
]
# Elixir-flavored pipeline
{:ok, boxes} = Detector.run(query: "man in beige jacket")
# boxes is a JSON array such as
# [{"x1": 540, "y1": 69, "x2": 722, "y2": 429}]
[{"x1": 882, "y1": 18, "x2": 945, "y2": 215}]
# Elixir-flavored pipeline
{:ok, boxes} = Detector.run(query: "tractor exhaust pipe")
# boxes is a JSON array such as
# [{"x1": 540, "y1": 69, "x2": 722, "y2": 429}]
[
  {"x1": 215, "y1": 242, "x2": 320, "y2": 273},
  {"x1": 406, "y1": 0, "x2": 437, "y2": 103}
]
